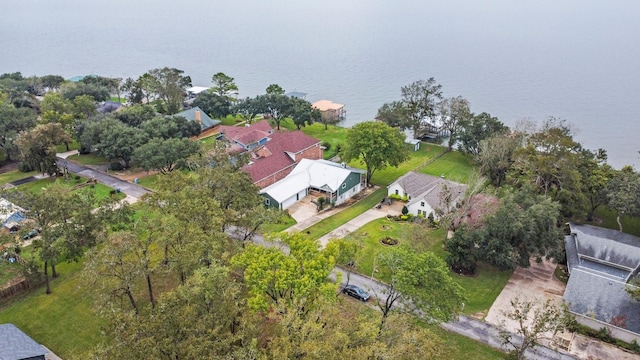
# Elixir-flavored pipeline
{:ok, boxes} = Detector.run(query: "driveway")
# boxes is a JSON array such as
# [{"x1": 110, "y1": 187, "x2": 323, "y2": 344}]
[
  {"x1": 56, "y1": 157, "x2": 151, "y2": 201},
  {"x1": 317, "y1": 202, "x2": 402, "y2": 247}
]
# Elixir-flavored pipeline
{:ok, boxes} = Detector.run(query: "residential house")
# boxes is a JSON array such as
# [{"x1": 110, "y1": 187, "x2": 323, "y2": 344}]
[
  {"x1": 387, "y1": 172, "x2": 467, "y2": 217},
  {"x1": 175, "y1": 106, "x2": 221, "y2": 132},
  {"x1": 217, "y1": 120, "x2": 323, "y2": 188},
  {"x1": 186, "y1": 86, "x2": 210, "y2": 99},
  {"x1": 312, "y1": 100, "x2": 345, "y2": 122},
  {"x1": 0, "y1": 323, "x2": 48, "y2": 360},
  {"x1": 564, "y1": 223, "x2": 640, "y2": 343},
  {"x1": 0, "y1": 198, "x2": 26, "y2": 233},
  {"x1": 261, "y1": 159, "x2": 366, "y2": 210}
]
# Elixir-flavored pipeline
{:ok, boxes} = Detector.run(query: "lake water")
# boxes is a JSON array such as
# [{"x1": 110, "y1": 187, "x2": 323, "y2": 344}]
[{"x1": 1, "y1": 0, "x2": 638, "y2": 168}]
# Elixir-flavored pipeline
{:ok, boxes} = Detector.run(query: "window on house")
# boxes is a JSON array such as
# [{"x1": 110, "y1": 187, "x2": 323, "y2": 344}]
[
  {"x1": 421, "y1": 202, "x2": 425, "y2": 207},
  {"x1": 418, "y1": 210, "x2": 422, "y2": 215},
  {"x1": 395, "y1": 190, "x2": 399, "y2": 195},
  {"x1": 264, "y1": 198, "x2": 270, "y2": 206},
  {"x1": 341, "y1": 183, "x2": 346, "y2": 189}
]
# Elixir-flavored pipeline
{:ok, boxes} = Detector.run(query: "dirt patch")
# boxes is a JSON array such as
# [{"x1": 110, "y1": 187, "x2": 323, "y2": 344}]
[
  {"x1": 0, "y1": 161, "x2": 19, "y2": 174},
  {"x1": 111, "y1": 169, "x2": 159, "y2": 182}
]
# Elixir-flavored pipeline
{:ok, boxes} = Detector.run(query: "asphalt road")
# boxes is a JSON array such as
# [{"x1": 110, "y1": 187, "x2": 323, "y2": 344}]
[{"x1": 56, "y1": 157, "x2": 151, "y2": 200}]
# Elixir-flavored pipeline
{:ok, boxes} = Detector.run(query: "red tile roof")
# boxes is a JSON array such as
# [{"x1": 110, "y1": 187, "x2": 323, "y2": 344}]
[
  {"x1": 219, "y1": 120, "x2": 272, "y2": 146},
  {"x1": 243, "y1": 131, "x2": 321, "y2": 183}
]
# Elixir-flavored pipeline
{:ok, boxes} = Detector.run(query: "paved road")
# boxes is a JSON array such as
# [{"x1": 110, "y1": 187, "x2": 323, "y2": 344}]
[{"x1": 56, "y1": 157, "x2": 151, "y2": 200}]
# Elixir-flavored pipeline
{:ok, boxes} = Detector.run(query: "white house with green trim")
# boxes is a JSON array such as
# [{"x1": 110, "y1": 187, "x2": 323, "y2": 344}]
[{"x1": 260, "y1": 159, "x2": 366, "y2": 210}]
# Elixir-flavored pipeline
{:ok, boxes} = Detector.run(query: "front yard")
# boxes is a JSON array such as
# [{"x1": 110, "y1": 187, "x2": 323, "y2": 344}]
[{"x1": 341, "y1": 217, "x2": 512, "y2": 317}]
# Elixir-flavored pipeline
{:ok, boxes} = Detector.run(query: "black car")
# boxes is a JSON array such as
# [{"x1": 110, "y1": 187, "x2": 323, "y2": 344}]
[{"x1": 342, "y1": 284, "x2": 370, "y2": 302}]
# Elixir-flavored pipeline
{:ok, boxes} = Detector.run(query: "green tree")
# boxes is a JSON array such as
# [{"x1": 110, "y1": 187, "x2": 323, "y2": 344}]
[
  {"x1": 0, "y1": 103, "x2": 37, "y2": 162},
  {"x1": 606, "y1": 166, "x2": 640, "y2": 232},
  {"x1": 578, "y1": 148, "x2": 614, "y2": 221},
  {"x1": 115, "y1": 103, "x2": 156, "y2": 128},
  {"x1": 499, "y1": 297, "x2": 573, "y2": 360},
  {"x1": 134, "y1": 137, "x2": 199, "y2": 174},
  {"x1": 231, "y1": 232, "x2": 338, "y2": 314},
  {"x1": 400, "y1": 78, "x2": 443, "y2": 137},
  {"x1": 290, "y1": 97, "x2": 320, "y2": 130},
  {"x1": 83, "y1": 118, "x2": 148, "y2": 167},
  {"x1": 192, "y1": 91, "x2": 231, "y2": 118},
  {"x1": 140, "y1": 115, "x2": 200, "y2": 139},
  {"x1": 375, "y1": 248, "x2": 465, "y2": 331},
  {"x1": 457, "y1": 112, "x2": 508, "y2": 156},
  {"x1": 479, "y1": 189, "x2": 563, "y2": 269},
  {"x1": 39, "y1": 75, "x2": 65, "y2": 91},
  {"x1": 146, "y1": 67, "x2": 192, "y2": 114},
  {"x1": 232, "y1": 96, "x2": 264, "y2": 124},
  {"x1": 263, "y1": 93, "x2": 292, "y2": 130},
  {"x1": 210, "y1": 72, "x2": 238, "y2": 100},
  {"x1": 439, "y1": 96, "x2": 472, "y2": 151},
  {"x1": 341, "y1": 121, "x2": 409, "y2": 184},
  {"x1": 477, "y1": 134, "x2": 520, "y2": 187},
  {"x1": 325, "y1": 238, "x2": 361, "y2": 286},
  {"x1": 60, "y1": 82, "x2": 109, "y2": 101},
  {"x1": 376, "y1": 101, "x2": 406, "y2": 129},
  {"x1": 16, "y1": 123, "x2": 70, "y2": 174},
  {"x1": 266, "y1": 83, "x2": 285, "y2": 95}
]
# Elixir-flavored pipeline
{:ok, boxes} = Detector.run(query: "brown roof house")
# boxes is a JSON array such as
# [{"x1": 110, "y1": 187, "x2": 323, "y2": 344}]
[{"x1": 218, "y1": 120, "x2": 323, "y2": 188}]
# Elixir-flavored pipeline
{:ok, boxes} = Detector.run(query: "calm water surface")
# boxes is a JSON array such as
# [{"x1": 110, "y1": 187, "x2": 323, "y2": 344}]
[{"x1": 1, "y1": 0, "x2": 638, "y2": 168}]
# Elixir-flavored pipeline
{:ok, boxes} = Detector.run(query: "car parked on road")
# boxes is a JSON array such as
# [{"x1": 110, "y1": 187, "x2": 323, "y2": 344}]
[{"x1": 342, "y1": 284, "x2": 370, "y2": 302}]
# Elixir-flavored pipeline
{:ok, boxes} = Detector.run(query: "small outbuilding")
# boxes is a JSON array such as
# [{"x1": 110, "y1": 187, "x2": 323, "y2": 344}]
[
  {"x1": 0, "y1": 323, "x2": 48, "y2": 360},
  {"x1": 312, "y1": 100, "x2": 346, "y2": 122}
]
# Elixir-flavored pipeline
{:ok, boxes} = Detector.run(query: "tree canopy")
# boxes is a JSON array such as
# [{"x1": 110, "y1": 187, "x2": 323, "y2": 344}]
[{"x1": 341, "y1": 121, "x2": 409, "y2": 184}]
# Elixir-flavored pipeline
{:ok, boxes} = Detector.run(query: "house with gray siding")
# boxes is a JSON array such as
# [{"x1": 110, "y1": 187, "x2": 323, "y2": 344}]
[
  {"x1": 387, "y1": 172, "x2": 466, "y2": 218},
  {"x1": 260, "y1": 159, "x2": 366, "y2": 210}
]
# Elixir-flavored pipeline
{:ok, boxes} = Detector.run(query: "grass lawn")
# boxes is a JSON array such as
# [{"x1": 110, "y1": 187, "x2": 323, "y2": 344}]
[
  {"x1": 345, "y1": 217, "x2": 512, "y2": 317},
  {"x1": 363, "y1": 144, "x2": 447, "y2": 186},
  {"x1": 300, "y1": 123, "x2": 349, "y2": 159},
  {"x1": 219, "y1": 114, "x2": 245, "y2": 126},
  {"x1": 418, "y1": 150, "x2": 477, "y2": 184},
  {"x1": 0, "y1": 170, "x2": 37, "y2": 185},
  {"x1": 0, "y1": 261, "x2": 23, "y2": 284},
  {"x1": 55, "y1": 140, "x2": 80, "y2": 153},
  {"x1": 14, "y1": 177, "x2": 125, "y2": 204},
  {"x1": 428, "y1": 325, "x2": 505, "y2": 359},
  {"x1": 67, "y1": 153, "x2": 110, "y2": 166},
  {"x1": 260, "y1": 213, "x2": 297, "y2": 234},
  {"x1": 0, "y1": 260, "x2": 105, "y2": 359},
  {"x1": 137, "y1": 173, "x2": 161, "y2": 191},
  {"x1": 304, "y1": 189, "x2": 386, "y2": 240},
  {"x1": 588, "y1": 206, "x2": 640, "y2": 237}
]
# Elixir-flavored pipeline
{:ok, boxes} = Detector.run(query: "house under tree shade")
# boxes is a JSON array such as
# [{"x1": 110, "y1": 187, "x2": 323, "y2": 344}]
[{"x1": 0, "y1": 323, "x2": 48, "y2": 360}]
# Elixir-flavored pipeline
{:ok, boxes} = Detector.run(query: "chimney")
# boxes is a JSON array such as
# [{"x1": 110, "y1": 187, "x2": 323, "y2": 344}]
[
  {"x1": 341, "y1": 162, "x2": 346, "y2": 168},
  {"x1": 195, "y1": 110, "x2": 201, "y2": 124}
]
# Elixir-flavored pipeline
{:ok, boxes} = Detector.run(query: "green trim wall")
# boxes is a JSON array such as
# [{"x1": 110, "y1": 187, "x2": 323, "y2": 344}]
[
  {"x1": 261, "y1": 192, "x2": 280, "y2": 209},
  {"x1": 338, "y1": 172, "x2": 363, "y2": 197}
]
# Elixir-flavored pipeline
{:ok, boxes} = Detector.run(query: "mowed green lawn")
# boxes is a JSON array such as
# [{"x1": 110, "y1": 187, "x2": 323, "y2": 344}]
[
  {"x1": 304, "y1": 189, "x2": 386, "y2": 240},
  {"x1": 363, "y1": 144, "x2": 447, "y2": 186},
  {"x1": 418, "y1": 150, "x2": 476, "y2": 184},
  {"x1": 344, "y1": 217, "x2": 512, "y2": 317},
  {"x1": 0, "y1": 260, "x2": 105, "y2": 359},
  {"x1": 67, "y1": 153, "x2": 110, "y2": 166},
  {"x1": 0, "y1": 170, "x2": 37, "y2": 185},
  {"x1": 13, "y1": 177, "x2": 124, "y2": 205}
]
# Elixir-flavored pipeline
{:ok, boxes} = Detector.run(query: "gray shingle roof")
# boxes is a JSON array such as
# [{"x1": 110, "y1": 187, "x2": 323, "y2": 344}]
[
  {"x1": 564, "y1": 223, "x2": 640, "y2": 335},
  {"x1": 571, "y1": 223, "x2": 640, "y2": 270},
  {"x1": 390, "y1": 172, "x2": 467, "y2": 210},
  {"x1": 0, "y1": 323, "x2": 47, "y2": 360},
  {"x1": 564, "y1": 268, "x2": 640, "y2": 333},
  {"x1": 175, "y1": 106, "x2": 221, "y2": 130}
]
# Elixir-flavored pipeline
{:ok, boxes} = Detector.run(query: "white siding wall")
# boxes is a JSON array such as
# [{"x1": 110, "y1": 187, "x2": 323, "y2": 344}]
[
  {"x1": 407, "y1": 200, "x2": 435, "y2": 217},
  {"x1": 280, "y1": 189, "x2": 308, "y2": 210},
  {"x1": 336, "y1": 183, "x2": 362, "y2": 206},
  {"x1": 387, "y1": 183, "x2": 405, "y2": 197}
]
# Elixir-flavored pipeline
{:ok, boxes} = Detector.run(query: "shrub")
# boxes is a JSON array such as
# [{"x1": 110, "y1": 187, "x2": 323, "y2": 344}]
[
  {"x1": 78, "y1": 145, "x2": 92, "y2": 154},
  {"x1": 401, "y1": 205, "x2": 409, "y2": 215},
  {"x1": 18, "y1": 162, "x2": 33, "y2": 172},
  {"x1": 109, "y1": 189, "x2": 117, "y2": 195},
  {"x1": 402, "y1": 195, "x2": 409, "y2": 202},
  {"x1": 390, "y1": 194, "x2": 401, "y2": 200},
  {"x1": 400, "y1": 215, "x2": 408, "y2": 220},
  {"x1": 321, "y1": 141, "x2": 331, "y2": 151},
  {"x1": 74, "y1": 175, "x2": 81, "y2": 181},
  {"x1": 109, "y1": 161, "x2": 124, "y2": 171}
]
